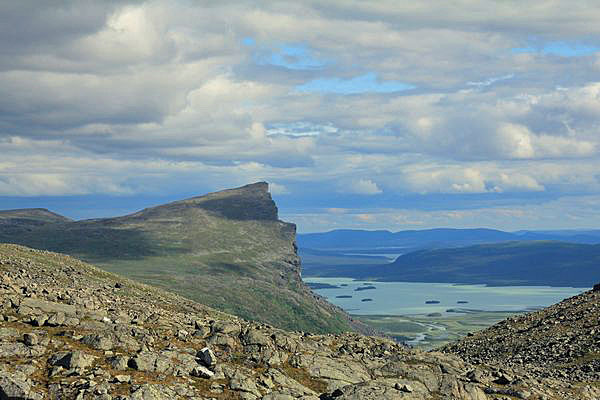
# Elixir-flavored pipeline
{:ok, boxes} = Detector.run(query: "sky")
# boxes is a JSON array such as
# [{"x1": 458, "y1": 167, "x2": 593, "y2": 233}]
[{"x1": 1, "y1": 1, "x2": 600, "y2": 232}]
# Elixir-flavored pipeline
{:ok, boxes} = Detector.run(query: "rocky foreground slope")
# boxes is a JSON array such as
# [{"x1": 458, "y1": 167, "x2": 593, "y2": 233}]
[
  {"x1": 0, "y1": 183, "x2": 352, "y2": 334},
  {"x1": 1, "y1": 244, "x2": 600, "y2": 399},
  {"x1": 443, "y1": 285, "x2": 600, "y2": 383}
]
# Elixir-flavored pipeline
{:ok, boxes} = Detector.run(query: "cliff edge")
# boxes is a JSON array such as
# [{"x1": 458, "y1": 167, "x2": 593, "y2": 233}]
[{"x1": 0, "y1": 183, "x2": 351, "y2": 333}]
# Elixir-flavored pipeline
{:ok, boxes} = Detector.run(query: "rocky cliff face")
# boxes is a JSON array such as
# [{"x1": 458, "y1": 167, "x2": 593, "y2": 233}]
[
  {"x1": 1, "y1": 244, "x2": 599, "y2": 399},
  {"x1": 0, "y1": 183, "x2": 352, "y2": 334}
]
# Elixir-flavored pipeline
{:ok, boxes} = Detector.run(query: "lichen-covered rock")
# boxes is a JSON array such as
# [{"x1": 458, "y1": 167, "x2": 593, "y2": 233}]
[
  {"x1": 0, "y1": 243, "x2": 598, "y2": 399},
  {"x1": 49, "y1": 351, "x2": 95, "y2": 370},
  {"x1": 0, "y1": 370, "x2": 33, "y2": 400}
]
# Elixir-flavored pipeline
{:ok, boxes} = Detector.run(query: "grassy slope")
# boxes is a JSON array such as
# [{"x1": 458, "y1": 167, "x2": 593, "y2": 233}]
[
  {"x1": 0, "y1": 183, "x2": 351, "y2": 333},
  {"x1": 304, "y1": 241, "x2": 600, "y2": 287}
]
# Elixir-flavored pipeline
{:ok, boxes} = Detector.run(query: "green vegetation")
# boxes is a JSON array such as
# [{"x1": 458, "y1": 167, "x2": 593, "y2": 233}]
[
  {"x1": 354, "y1": 310, "x2": 523, "y2": 350},
  {"x1": 0, "y1": 183, "x2": 352, "y2": 334}
]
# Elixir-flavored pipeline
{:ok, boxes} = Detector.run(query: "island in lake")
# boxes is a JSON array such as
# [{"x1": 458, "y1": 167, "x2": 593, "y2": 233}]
[
  {"x1": 306, "y1": 282, "x2": 340, "y2": 289},
  {"x1": 355, "y1": 285, "x2": 376, "y2": 291}
]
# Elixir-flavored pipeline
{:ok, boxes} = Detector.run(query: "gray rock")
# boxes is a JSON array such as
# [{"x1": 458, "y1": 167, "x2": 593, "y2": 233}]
[
  {"x1": 30, "y1": 314, "x2": 48, "y2": 327},
  {"x1": 242, "y1": 328, "x2": 272, "y2": 346},
  {"x1": 466, "y1": 369, "x2": 485, "y2": 383},
  {"x1": 191, "y1": 365, "x2": 215, "y2": 378},
  {"x1": 395, "y1": 383, "x2": 413, "y2": 392},
  {"x1": 23, "y1": 333, "x2": 38, "y2": 346},
  {"x1": 21, "y1": 298, "x2": 76, "y2": 315},
  {"x1": 63, "y1": 316, "x2": 80, "y2": 327},
  {"x1": 0, "y1": 342, "x2": 31, "y2": 358},
  {"x1": 0, "y1": 328, "x2": 19, "y2": 339},
  {"x1": 0, "y1": 370, "x2": 31, "y2": 399},
  {"x1": 130, "y1": 384, "x2": 178, "y2": 400},
  {"x1": 493, "y1": 373, "x2": 512, "y2": 385},
  {"x1": 197, "y1": 347, "x2": 217, "y2": 369},
  {"x1": 81, "y1": 333, "x2": 114, "y2": 351},
  {"x1": 128, "y1": 352, "x2": 158, "y2": 372},
  {"x1": 45, "y1": 312, "x2": 65, "y2": 327},
  {"x1": 14, "y1": 365, "x2": 37, "y2": 377},
  {"x1": 230, "y1": 370, "x2": 262, "y2": 397},
  {"x1": 211, "y1": 320, "x2": 241, "y2": 336},
  {"x1": 49, "y1": 351, "x2": 95, "y2": 370},
  {"x1": 107, "y1": 355, "x2": 130, "y2": 370},
  {"x1": 112, "y1": 374, "x2": 131, "y2": 383}
]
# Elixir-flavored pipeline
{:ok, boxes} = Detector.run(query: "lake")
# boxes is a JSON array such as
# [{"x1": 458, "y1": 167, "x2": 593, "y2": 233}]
[{"x1": 304, "y1": 277, "x2": 587, "y2": 315}]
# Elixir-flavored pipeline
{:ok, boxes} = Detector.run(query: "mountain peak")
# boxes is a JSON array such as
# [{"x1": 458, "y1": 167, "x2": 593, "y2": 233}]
[
  {"x1": 177, "y1": 181, "x2": 278, "y2": 221},
  {"x1": 0, "y1": 208, "x2": 71, "y2": 223}
]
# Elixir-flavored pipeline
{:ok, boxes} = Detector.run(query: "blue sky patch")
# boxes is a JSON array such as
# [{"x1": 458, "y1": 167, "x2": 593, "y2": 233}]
[
  {"x1": 296, "y1": 72, "x2": 415, "y2": 94},
  {"x1": 266, "y1": 121, "x2": 338, "y2": 137},
  {"x1": 242, "y1": 37, "x2": 256, "y2": 46},
  {"x1": 253, "y1": 42, "x2": 327, "y2": 70}
]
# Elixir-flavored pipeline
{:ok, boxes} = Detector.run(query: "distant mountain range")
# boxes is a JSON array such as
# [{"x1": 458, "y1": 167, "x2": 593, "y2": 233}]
[
  {"x1": 0, "y1": 183, "x2": 352, "y2": 333},
  {"x1": 298, "y1": 228, "x2": 600, "y2": 250},
  {"x1": 302, "y1": 240, "x2": 600, "y2": 287}
]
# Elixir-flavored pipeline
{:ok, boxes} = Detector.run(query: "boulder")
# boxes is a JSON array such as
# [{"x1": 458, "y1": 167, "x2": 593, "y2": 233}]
[
  {"x1": 197, "y1": 347, "x2": 217, "y2": 369},
  {"x1": 49, "y1": 351, "x2": 95, "y2": 370},
  {"x1": 81, "y1": 333, "x2": 114, "y2": 351},
  {"x1": 0, "y1": 370, "x2": 32, "y2": 400},
  {"x1": 23, "y1": 333, "x2": 38, "y2": 346},
  {"x1": 128, "y1": 352, "x2": 158, "y2": 372},
  {"x1": 45, "y1": 312, "x2": 66, "y2": 327},
  {"x1": 107, "y1": 355, "x2": 129, "y2": 370},
  {"x1": 20, "y1": 298, "x2": 76, "y2": 316},
  {"x1": 191, "y1": 365, "x2": 214, "y2": 378}
]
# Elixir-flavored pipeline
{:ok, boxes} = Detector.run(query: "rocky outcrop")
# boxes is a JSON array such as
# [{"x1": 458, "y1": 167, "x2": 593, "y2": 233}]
[
  {"x1": 443, "y1": 287, "x2": 600, "y2": 384},
  {"x1": 1, "y1": 244, "x2": 599, "y2": 399}
]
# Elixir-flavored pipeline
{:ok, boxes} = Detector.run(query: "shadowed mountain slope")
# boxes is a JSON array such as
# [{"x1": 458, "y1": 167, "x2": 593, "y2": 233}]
[
  {"x1": 0, "y1": 183, "x2": 352, "y2": 333},
  {"x1": 304, "y1": 241, "x2": 600, "y2": 287}
]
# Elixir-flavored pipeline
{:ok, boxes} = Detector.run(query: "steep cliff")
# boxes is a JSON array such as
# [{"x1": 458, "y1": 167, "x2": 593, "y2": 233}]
[{"x1": 0, "y1": 183, "x2": 351, "y2": 333}]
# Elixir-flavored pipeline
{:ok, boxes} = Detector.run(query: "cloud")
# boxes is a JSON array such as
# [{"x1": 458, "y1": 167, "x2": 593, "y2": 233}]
[
  {"x1": 1, "y1": 0, "x2": 600, "y2": 232},
  {"x1": 345, "y1": 179, "x2": 383, "y2": 195},
  {"x1": 513, "y1": 41, "x2": 600, "y2": 57},
  {"x1": 269, "y1": 182, "x2": 290, "y2": 195},
  {"x1": 355, "y1": 213, "x2": 375, "y2": 222},
  {"x1": 297, "y1": 72, "x2": 415, "y2": 94},
  {"x1": 326, "y1": 207, "x2": 348, "y2": 214},
  {"x1": 467, "y1": 74, "x2": 515, "y2": 87}
]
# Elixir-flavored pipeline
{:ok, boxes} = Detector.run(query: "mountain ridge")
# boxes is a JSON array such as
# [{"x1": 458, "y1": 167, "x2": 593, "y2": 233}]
[
  {"x1": 298, "y1": 227, "x2": 600, "y2": 249},
  {"x1": 0, "y1": 183, "x2": 353, "y2": 334},
  {"x1": 0, "y1": 208, "x2": 72, "y2": 224},
  {"x1": 302, "y1": 240, "x2": 600, "y2": 287}
]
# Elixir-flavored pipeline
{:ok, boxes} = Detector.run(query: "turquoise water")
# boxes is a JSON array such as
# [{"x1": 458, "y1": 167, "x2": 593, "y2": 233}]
[{"x1": 304, "y1": 277, "x2": 587, "y2": 315}]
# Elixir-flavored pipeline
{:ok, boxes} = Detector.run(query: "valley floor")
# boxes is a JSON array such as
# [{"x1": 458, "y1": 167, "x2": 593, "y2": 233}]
[{"x1": 354, "y1": 310, "x2": 523, "y2": 350}]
